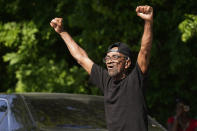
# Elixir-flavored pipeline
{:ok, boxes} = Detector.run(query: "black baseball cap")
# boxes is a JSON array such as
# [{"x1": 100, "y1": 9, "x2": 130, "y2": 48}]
[{"x1": 107, "y1": 42, "x2": 132, "y2": 59}]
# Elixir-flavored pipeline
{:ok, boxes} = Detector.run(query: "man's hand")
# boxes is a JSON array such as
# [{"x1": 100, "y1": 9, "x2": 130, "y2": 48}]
[
  {"x1": 50, "y1": 18, "x2": 64, "y2": 34},
  {"x1": 136, "y1": 5, "x2": 153, "y2": 22}
]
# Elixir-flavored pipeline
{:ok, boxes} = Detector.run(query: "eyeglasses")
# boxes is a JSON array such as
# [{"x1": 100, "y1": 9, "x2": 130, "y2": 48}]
[{"x1": 103, "y1": 55, "x2": 128, "y2": 63}]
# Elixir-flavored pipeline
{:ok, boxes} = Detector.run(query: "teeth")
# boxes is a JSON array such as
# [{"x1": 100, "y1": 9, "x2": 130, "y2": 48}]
[
  {"x1": 108, "y1": 66, "x2": 113, "y2": 69},
  {"x1": 107, "y1": 64, "x2": 115, "y2": 69}
]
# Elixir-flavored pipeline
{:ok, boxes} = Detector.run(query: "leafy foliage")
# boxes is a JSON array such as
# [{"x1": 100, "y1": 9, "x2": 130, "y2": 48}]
[{"x1": 179, "y1": 14, "x2": 197, "y2": 42}]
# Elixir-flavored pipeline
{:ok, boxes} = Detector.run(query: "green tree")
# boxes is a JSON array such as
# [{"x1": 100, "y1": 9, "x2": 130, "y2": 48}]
[{"x1": 179, "y1": 14, "x2": 197, "y2": 42}]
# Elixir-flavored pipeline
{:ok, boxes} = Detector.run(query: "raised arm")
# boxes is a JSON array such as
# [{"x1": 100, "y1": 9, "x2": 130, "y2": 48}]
[
  {"x1": 50, "y1": 18, "x2": 94, "y2": 74},
  {"x1": 136, "y1": 5, "x2": 153, "y2": 73}
]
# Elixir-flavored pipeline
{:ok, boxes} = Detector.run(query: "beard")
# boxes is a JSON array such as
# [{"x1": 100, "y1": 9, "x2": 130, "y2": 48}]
[
  {"x1": 108, "y1": 66, "x2": 123, "y2": 77},
  {"x1": 108, "y1": 69, "x2": 119, "y2": 77}
]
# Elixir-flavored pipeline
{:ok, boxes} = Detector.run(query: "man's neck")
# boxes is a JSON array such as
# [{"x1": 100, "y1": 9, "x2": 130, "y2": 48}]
[{"x1": 113, "y1": 73, "x2": 127, "y2": 81}]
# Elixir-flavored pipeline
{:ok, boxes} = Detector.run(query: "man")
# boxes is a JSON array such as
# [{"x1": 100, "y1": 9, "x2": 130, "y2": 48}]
[
  {"x1": 167, "y1": 99, "x2": 197, "y2": 131},
  {"x1": 50, "y1": 5, "x2": 153, "y2": 131}
]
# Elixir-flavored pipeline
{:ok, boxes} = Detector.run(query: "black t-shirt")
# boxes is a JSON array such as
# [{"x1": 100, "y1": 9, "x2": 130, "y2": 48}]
[{"x1": 89, "y1": 63, "x2": 148, "y2": 131}]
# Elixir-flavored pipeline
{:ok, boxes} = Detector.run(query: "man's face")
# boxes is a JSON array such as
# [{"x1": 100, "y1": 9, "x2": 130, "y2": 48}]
[{"x1": 104, "y1": 47, "x2": 129, "y2": 77}]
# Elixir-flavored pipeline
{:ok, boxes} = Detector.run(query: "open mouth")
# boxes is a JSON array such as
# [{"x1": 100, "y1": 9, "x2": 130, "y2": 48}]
[{"x1": 107, "y1": 65, "x2": 115, "y2": 70}]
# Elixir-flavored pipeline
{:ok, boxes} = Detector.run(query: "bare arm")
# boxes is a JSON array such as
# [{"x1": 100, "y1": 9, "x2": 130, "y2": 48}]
[
  {"x1": 168, "y1": 119, "x2": 179, "y2": 131},
  {"x1": 136, "y1": 6, "x2": 153, "y2": 73},
  {"x1": 167, "y1": 122, "x2": 173, "y2": 131},
  {"x1": 50, "y1": 18, "x2": 94, "y2": 74},
  {"x1": 167, "y1": 107, "x2": 185, "y2": 131}
]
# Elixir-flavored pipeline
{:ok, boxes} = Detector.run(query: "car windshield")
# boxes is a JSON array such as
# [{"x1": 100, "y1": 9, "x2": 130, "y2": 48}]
[{"x1": 22, "y1": 93, "x2": 107, "y2": 130}]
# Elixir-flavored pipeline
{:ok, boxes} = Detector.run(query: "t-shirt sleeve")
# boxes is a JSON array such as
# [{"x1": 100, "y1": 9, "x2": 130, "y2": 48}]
[
  {"x1": 167, "y1": 117, "x2": 174, "y2": 124},
  {"x1": 89, "y1": 63, "x2": 108, "y2": 93},
  {"x1": 135, "y1": 62, "x2": 148, "y2": 79},
  {"x1": 132, "y1": 62, "x2": 148, "y2": 88}
]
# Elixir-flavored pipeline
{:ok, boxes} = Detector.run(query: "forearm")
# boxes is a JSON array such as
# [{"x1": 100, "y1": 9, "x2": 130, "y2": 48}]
[
  {"x1": 59, "y1": 31, "x2": 94, "y2": 74},
  {"x1": 171, "y1": 120, "x2": 179, "y2": 131},
  {"x1": 137, "y1": 20, "x2": 153, "y2": 73},
  {"x1": 59, "y1": 32, "x2": 88, "y2": 62},
  {"x1": 140, "y1": 21, "x2": 153, "y2": 55}
]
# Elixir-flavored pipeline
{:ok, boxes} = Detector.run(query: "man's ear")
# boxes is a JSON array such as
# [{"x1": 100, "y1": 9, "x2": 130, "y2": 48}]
[{"x1": 125, "y1": 59, "x2": 131, "y2": 69}]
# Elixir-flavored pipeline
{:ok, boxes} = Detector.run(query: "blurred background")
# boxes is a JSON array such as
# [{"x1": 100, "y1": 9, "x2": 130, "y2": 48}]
[{"x1": 0, "y1": 0, "x2": 196, "y2": 126}]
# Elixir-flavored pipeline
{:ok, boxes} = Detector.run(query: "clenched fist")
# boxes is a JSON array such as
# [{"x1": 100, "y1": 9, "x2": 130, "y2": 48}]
[
  {"x1": 136, "y1": 5, "x2": 153, "y2": 22},
  {"x1": 50, "y1": 18, "x2": 64, "y2": 34}
]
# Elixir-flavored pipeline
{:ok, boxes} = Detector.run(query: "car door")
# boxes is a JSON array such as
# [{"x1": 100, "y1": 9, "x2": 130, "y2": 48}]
[{"x1": 0, "y1": 98, "x2": 10, "y2": 131}]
